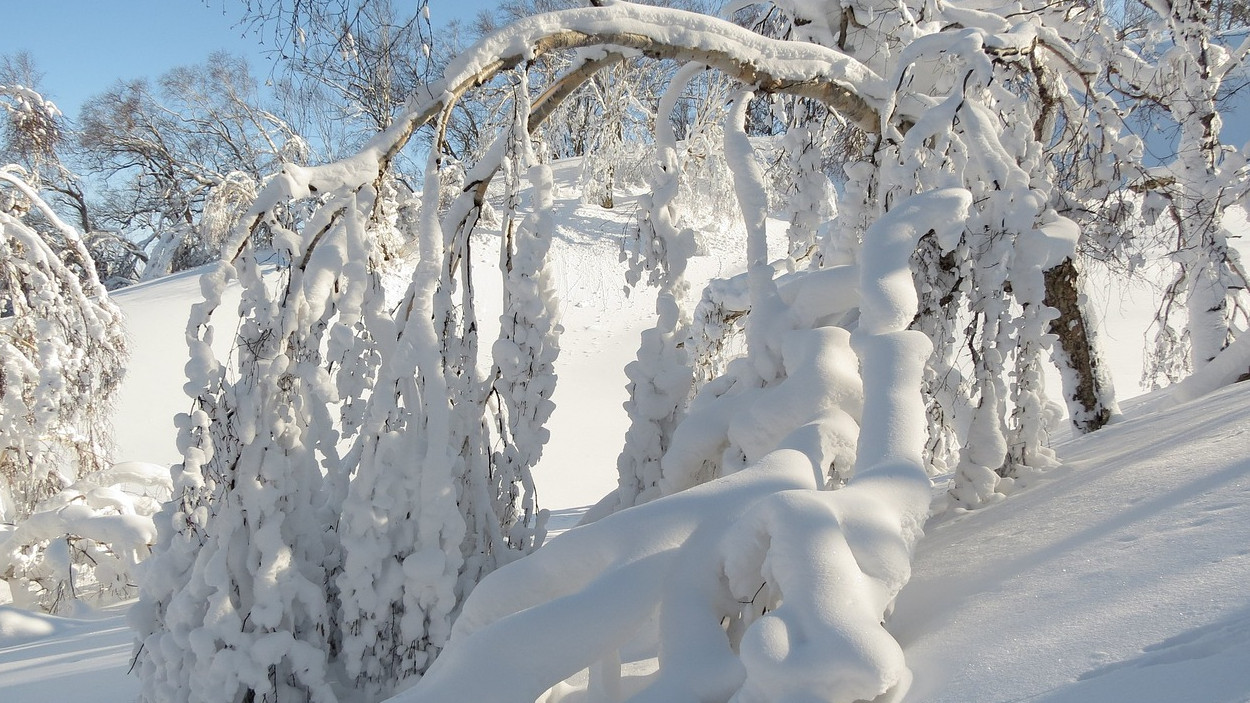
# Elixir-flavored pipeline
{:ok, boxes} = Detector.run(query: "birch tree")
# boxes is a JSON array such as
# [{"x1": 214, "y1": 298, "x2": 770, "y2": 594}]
[{"x1": 1106, "y1": 0, "x2": 1250, "y2": 379}]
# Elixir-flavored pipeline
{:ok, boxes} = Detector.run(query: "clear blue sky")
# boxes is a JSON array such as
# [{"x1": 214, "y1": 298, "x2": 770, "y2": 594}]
[
  {"x1": 7, "y1": 0, "x2": 500, "y2": 118},
  {"x1": 8, "y1": 2, "x2": 1249, "y2": 153}
]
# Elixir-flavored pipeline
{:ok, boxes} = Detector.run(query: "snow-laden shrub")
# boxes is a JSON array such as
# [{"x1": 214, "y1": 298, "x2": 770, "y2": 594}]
[
  {"x1": 0, "y1": 462, "x2": 168, "y2": 612},
  {"x1": 0, "y1": 168, "x2": 127, "y2": 532}
]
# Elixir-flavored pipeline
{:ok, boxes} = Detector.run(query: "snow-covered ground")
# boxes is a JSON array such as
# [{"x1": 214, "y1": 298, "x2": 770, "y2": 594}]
[
  {"x1": 0, "y1": 601, "x2": 134, "y2": 701},
  {"x1": 3, "y1": 163, "x2": 1249, "y2": 702},
  {"x1": 896, "y1": 381, "x2": 1250, "y2": 702}
]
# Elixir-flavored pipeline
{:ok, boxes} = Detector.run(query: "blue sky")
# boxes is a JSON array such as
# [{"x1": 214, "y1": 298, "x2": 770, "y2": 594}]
[
  {"x1": 7, "y1": 0, "x2": 500, "y2": 117},
  {"x1": 12, "y1": 2, "x2": 1246, "y2": 151}
]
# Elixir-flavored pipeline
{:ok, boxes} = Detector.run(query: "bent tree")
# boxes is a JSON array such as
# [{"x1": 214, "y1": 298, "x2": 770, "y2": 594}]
[{"x1": 133, "y1": 2, "x2": 1228, "y2": 702}]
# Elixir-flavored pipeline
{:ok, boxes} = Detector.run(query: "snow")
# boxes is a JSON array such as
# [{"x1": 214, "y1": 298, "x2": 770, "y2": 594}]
[
  {"x1": 893, "y1": 381, "x2": 1250, "y2": 703},
  {"x1": 109, "y1": 268, "x2": 246, "y2": 467},
  {"x1": 0, "y1": 602, "x2": 137, "y2": 701},
  {"x1": 4, "y1": 155, "x2": 1250, "y2": 702}
]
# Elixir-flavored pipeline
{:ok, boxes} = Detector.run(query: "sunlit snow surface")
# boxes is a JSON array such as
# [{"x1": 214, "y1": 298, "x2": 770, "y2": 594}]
[
  {"x1": 0, "y1": 601, "x2": 137, "y2": 700},
  {"x1": 4, "y1": 161, "x2": 1250, "y2": 701},
  {"x1": 893, "y1": 381, "x2": 1250, "y2": 703}
]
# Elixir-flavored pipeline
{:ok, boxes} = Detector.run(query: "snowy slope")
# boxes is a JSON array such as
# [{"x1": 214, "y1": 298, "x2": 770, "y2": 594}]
[
  {"x1": 110, "y1": 267, "x2": 244, "y2": 468},
  {"x1": 6, "y1": 383, "x2": 1249, "y2": 702},
  {"x1": 0, "y1": 602, "x2": 135, "y2": 701},
  {"x1": 4, "y1": 160, "x2": 1250, "y2": 701},
  {"x1": 893, "y1": 381, "x2": 1250, "y2": 702}
]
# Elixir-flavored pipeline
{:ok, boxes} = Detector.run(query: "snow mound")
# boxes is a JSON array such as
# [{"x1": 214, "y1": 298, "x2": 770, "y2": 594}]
[{"x1": 0, "y1": 606, "x2": 57, "y2": 643}]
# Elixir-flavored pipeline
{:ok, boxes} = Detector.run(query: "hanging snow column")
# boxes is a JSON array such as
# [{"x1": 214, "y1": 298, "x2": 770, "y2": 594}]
[
  {"x1": 714, "y1": 94, "x2": 945, "y2": 702},
  {"x1": 611, "y1": 62, "x2": 704, "y2": 511},
  {"x1": 335, "y1": 147, "x2": 466, "y2": 699},
  {"x1": 490, "y1": 68, "x2": 559, "y2": 554}
]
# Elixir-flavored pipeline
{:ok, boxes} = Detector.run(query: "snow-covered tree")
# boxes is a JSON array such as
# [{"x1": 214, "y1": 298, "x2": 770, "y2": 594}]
[
  {"x1": 0, "y1": 60, "x2": 139, "y2": 288},
  {"x1": 134, "y1": 0, "x2": 1250, "y2": 699},
  {"x1": 0, "y1": 165, "x2": 128, "y2": 610},
  {"x1": 136, "y1": 42, "x2": 579, "y2": 703},
  {"x1": 131, "y1": 155, "x2": 394, "y2": 701},
  {"x1": 240, "y1": 0, "x2": 435, "y2": 139},
  {"x1": 1104, "y1": 0, "x2": 1250, "y2": 378}
]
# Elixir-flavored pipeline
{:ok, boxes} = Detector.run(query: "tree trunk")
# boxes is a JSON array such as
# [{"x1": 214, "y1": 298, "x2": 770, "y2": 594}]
[{"x1": 1044, "y1": 257, "x2": 1116, "y2": 433}]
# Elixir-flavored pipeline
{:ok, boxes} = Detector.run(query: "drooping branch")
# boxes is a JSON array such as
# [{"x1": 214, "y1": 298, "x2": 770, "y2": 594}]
[
  {"x1": 436, "y1": 51, "x2": 629, "y2": 248},
  {"x1": 230, "y1": 4, "x2": 1108, "y2": 251},
  {"x1": 529, "y1": 51, "x2": 627, "y2": 129},
  {"x1": 244, "y1": 2, "x2": 892, "y2": 216},
  {"x1": 387, "y1": 4, "x2": 885, "y2": 153}
]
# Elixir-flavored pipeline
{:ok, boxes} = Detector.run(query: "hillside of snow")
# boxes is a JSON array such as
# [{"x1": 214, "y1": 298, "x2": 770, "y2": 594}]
[
  {"x1": 3, "y1": 160, "x2": 1250, "y2": 702},
  {"x1": 896, "y1": 381, "x2": 1250, "y2": 702}
]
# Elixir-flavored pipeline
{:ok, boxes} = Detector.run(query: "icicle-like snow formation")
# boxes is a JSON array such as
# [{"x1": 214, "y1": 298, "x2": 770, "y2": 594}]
[
  {"x1": 336, "y1": 149, "x2": 466, "y2": 699},
  {"x1": 491, "y1": 69, "x2": 559, "y2": 553},
  {"x1": 611, "y1": 62, "x2": 703, "y2": 510}
]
